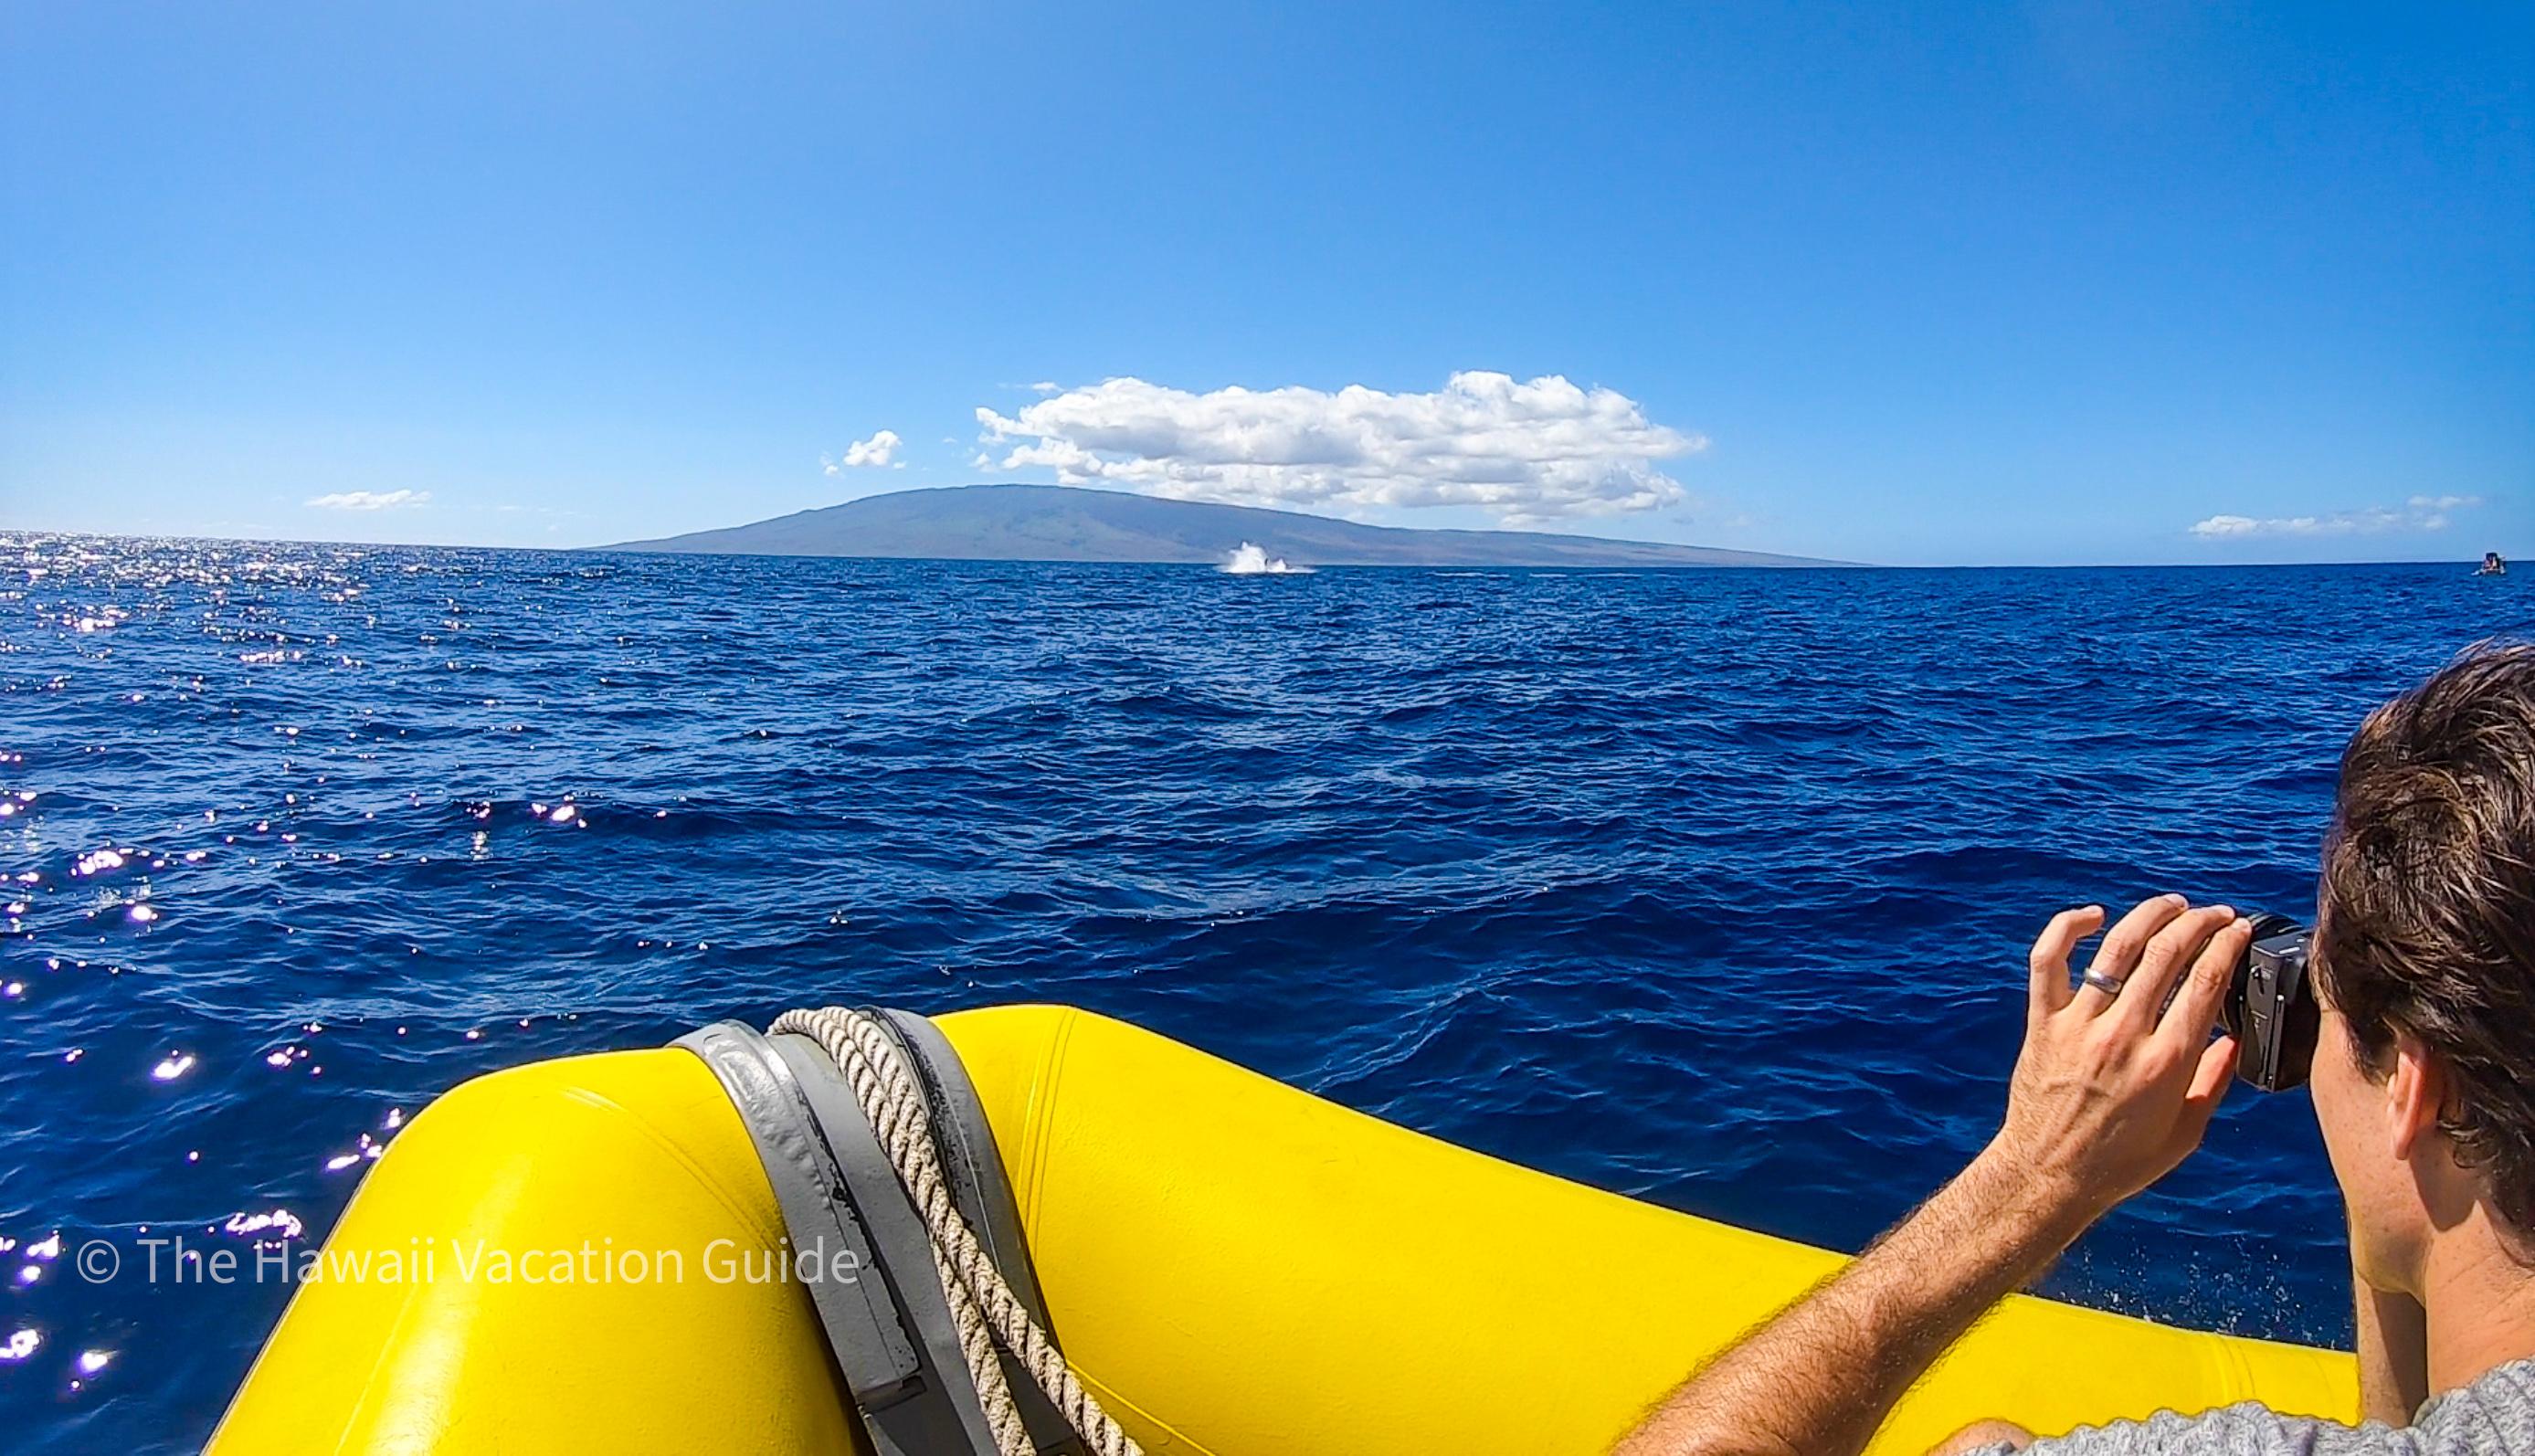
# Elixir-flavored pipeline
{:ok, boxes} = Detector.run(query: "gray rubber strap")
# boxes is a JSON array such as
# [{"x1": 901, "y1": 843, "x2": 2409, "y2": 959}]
[
  {"x1": 673, "y1": 1022, "x2": 918, "y2": 1398},
  {"x1": 873, "y1": 1009, "x2": 1085, "y2": 1456},
  {"x1": 766, "y1": 1032, "x2": 1010, "y2": 1455},
  {"x1": 873, "y1": 1010, "x2": 1060, "y2": 1343},
  {"x1": 675, "y1": 1021, "x2": 1000, "y2": 1456}
]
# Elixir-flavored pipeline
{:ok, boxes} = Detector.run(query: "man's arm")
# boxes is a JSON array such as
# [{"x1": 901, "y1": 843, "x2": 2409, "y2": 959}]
[
  {"x1": 1613, "y1": 897, "x2": 2254, "y2": 1456},
  {"x1": 1607, "y1": 1145, "x2": 2083, "y2": 1456},
  {"x1": 2355, "y1": 1277, "x2": 2430, "y2": 1426}
]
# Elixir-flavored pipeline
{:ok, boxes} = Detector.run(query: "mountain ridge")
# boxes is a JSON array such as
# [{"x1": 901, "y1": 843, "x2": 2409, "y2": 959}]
[{"x1": 604, "y1": 483, "x2": 1850, "y2": 567}]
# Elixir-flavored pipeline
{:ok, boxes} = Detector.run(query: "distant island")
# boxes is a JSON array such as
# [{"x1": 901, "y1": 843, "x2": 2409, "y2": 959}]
[{"x1": 606, "y1": 483, "x2": 1846, "y2": 568}]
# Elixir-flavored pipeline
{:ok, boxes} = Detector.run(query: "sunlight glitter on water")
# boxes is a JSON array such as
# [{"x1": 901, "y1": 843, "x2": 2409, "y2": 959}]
[{"x1": 0, "y1": 531, "x2": 2524, "y2": 1452}]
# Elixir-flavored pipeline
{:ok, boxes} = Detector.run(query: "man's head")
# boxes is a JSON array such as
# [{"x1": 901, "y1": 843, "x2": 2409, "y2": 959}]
[{"x1": 2308, "y1": 641, "x2": 2535, "y2": 1292}]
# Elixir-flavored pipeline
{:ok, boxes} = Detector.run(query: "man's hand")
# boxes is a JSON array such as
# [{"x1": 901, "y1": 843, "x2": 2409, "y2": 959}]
[
  {"x1": 1984, "y1": 896, "x2": 2251, "y2": 1224},
  {"x1": 1928, "y1": 1419, "x2": 2033, "y2": 1454},
  {"x1": 1612, "y1": 895, "x2": 2250, "y2": 1456}
]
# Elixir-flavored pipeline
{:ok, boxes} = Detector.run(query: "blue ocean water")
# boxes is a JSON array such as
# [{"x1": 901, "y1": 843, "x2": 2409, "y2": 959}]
[{"x1": 0, "y1": 535, "x2": 2527, "y2": 1451}]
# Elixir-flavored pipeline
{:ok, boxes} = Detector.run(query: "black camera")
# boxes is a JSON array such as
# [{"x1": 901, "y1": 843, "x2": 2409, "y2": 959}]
[{"x1": 2221, "y1": 913, "x2": 2319, "y2": 1092}]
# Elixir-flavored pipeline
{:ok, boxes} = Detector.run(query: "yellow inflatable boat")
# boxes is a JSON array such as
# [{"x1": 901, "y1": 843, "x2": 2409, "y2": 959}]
[{"x1": 213, "y1": 1005, "x2": 2355, "y2": 1454}]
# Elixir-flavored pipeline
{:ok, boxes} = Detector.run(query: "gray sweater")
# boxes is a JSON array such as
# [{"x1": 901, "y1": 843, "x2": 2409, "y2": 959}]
[{"x1": 1978, "y1": 1360, "x2": 2535, "y2": 1454}]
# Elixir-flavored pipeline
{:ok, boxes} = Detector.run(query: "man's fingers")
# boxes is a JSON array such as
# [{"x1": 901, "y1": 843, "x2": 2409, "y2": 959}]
[
  {"x1": 2027, "y1": 905, "x2": 2105, "y2": 1018},
  {"x1": 2172, "y1": 1034, "x2": 2241, "y2": 1154},
  {"x1": 2187, "y1": 1033, "x2": 2241, "y2": 1105},
  {"x1": 2116, "y1": 905, "x2": 2237, "y2": 1028},
  {"x1": 2160, "y1": 915, "x2": 2254, "y2": 1049},
  {"x1": 2074, "y1": 894, "x2": 2188, "y2": 1013}
]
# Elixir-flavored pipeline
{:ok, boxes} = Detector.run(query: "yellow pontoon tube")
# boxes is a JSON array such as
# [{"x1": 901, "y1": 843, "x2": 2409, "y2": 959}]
[{"x1": 214, "y1": 1005, "x2": 2356, "y2": 1454}]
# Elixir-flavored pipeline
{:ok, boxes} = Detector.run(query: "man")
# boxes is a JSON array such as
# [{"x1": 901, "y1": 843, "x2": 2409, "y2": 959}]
[{"x1": 1616, "y1": 642, "x2": 2535, "y2": 1456}]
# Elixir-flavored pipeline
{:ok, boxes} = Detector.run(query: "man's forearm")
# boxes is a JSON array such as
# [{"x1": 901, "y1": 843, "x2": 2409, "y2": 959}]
[
  {"x1": 1614, "y1": 899, "x2": 2248, "y2": 1455},
  {"x1": 1613, "y1": 1149, "x2": 2088, "y2": 1456}
]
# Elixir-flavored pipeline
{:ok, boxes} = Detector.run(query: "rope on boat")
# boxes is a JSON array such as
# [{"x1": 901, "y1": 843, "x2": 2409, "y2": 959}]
[{"x1": 771, "y1": 1007, "x2": 1144, "y2": 1456}]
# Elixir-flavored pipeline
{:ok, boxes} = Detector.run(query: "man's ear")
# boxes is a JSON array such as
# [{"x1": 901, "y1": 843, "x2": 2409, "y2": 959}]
[{"x1": 2386, "y1": 1030, "x2": 2445, "y2": 1163}]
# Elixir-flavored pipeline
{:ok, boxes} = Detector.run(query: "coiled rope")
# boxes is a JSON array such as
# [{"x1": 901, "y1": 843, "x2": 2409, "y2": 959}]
[{"x1": 770, "y1": 1008, "x2": 1145, "y2": 1456}]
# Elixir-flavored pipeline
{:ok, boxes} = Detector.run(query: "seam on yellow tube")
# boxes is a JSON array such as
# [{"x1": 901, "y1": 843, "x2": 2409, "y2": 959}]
[
  {"x1": 557, "y1": 1072, "x2": 788, "y2": 1250},
  {"x1": 1081, "y1": 1366, "x2": 1206, "y2": 1454},
  {"x1": 1021, "y1": 1007, "x2": 1081, "y2": 1241}
]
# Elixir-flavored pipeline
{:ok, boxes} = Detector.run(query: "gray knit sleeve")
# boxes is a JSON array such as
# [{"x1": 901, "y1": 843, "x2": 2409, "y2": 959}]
[
  {"x1": 2015, "y1": 1402, "x2": 2413, "y2": 1452},
  {"x1": 1997, "y1": 1365, "x2": 2535, "y2": 1456}
]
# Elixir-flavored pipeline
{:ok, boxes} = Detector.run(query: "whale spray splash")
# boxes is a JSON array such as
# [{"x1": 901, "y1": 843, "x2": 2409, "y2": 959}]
[{"x1": 1219, "y1": 543, "x2": 1313, "y2": 575}]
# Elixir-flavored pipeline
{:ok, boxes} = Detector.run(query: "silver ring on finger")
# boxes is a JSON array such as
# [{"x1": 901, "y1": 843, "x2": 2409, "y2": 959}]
[{"x1": 2081, "y1": 969, "x2": 2128, "y2": 997}]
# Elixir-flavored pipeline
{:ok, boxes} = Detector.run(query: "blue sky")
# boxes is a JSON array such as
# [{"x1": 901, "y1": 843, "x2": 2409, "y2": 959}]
[{"x1": 3, "y1": 3, "x2": 2526, "y2": 565}]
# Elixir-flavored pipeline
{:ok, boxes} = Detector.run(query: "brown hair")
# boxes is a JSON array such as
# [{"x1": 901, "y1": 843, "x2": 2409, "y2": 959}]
[{"x1": 2319, "y1": 640, "x2": 2535, "y2": 1230}]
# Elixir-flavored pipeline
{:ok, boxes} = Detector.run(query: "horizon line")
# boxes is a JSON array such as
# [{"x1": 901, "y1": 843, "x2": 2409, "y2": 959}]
[{"x1": 5, "y1": 522, "x2": 2525, "y2": 574}]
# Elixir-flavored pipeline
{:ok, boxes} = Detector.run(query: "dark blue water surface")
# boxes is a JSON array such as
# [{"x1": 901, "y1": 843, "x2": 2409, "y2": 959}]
[{"x1": 1, "y1": 536, "x2": 2529, "y2": 1451}]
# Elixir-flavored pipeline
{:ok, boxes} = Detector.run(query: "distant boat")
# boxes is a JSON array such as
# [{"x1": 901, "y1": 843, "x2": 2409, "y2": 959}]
[{"x1": 2477, "y1": 552, "x2": 2508, "y2": 576}]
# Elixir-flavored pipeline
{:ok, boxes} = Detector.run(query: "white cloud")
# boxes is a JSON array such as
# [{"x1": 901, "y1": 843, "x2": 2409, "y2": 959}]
[
  {"x1": 2191, "y1": 495, "x2": 2482, "y2": 541},
  {"x1": 824, "y1": 430, "x2": 903, "y2": 473},
  {"x1": 2188, "y1": 514, "x2": 2263, "y2": 538},
  {"x1": 974, "y1": 372, "x2": 1707, "y2": 526},
  {"x1": 305, "y1": 490, "x2": 430, "y2": 512}
]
